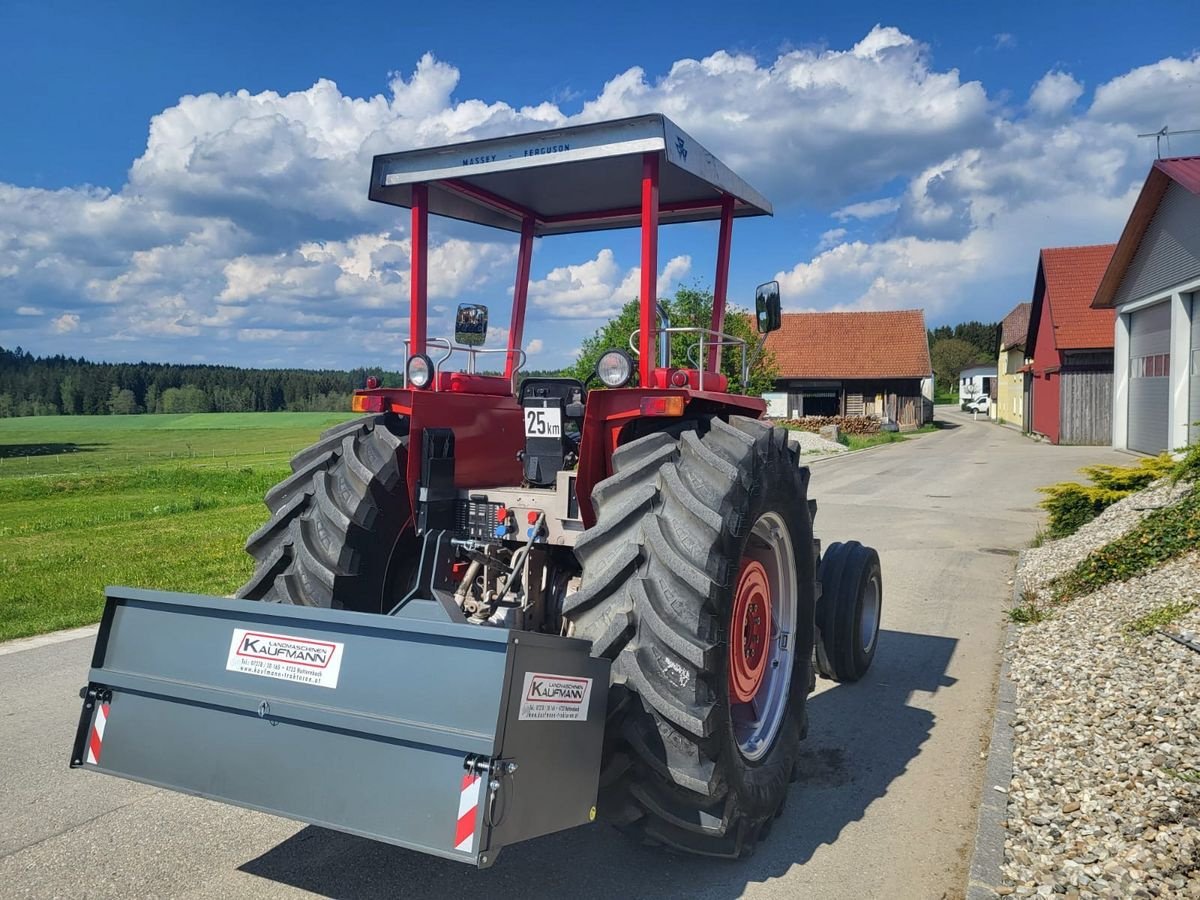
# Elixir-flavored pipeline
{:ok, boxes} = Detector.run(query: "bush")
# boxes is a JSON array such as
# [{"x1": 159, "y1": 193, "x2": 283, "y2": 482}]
[
  {"x1": 1080, "y1": 454, "x2": 1174, "y2": 491},
  {"x1": 1173, "y1": 440, "x2": 1200, "y2": 484},
  {"x1": 1037, "y1": 483, "x2": 1127, "y2": 538},
  {"x1": 1037, "y1": 454, "x2": 1175, "y2": 538}
]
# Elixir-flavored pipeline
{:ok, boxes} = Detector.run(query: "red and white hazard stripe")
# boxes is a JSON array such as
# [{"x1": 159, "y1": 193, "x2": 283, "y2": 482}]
[
  {"x1": 454, "y1": 772, "x2": 482, "y2": 853},
  {"x1": 86, "y1": 702, "x2": 110, "y2": 765}
]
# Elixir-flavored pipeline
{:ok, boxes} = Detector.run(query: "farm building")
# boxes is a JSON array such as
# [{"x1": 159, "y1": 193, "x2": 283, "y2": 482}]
[
  {"x1": 1024, "y1": 244, "x2": 1116, "y2": 445},
  {"x1": 1091, "y1": 157, "x2": 1200, "y2": 454},
  {"x1": 763, "y1": 309, "x2": 933, "y2": 428},
  {"x1": 996, "y1": 302, "x2": 1031, "y2": 428}
]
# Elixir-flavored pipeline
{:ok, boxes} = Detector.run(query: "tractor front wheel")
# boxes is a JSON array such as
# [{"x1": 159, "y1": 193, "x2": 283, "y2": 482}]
[
  {"x1": 564, "y1": 416, "x2": 816, "y2": 857},
  {"x1": 814, "y1": 541, "x2": 882, "y2": 683}
]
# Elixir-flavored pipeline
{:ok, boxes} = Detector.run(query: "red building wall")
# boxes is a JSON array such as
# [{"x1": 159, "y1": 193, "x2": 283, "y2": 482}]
[{"x1": 1029, "y1": 291, "x2": 1062, "y2": 443}]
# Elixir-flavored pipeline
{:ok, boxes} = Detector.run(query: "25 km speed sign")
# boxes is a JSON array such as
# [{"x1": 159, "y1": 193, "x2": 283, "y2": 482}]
[{"x1": 524, "y1": 407, "x2": 562, "y2": 437}]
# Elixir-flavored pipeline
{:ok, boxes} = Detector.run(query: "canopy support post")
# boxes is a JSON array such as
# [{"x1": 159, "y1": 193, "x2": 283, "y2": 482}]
[
  {"x1": 708, "y1": 194, "x2": 735, "y2": 373},
  {"x1": 639, "y1": 153, "x2": 660, "y2": 385},
  {"x1": 410, "y1": 183, "x2": 429, "y2": 357},
  {"x1": 505, "y1": 216, "x2": 535, "y2": 380}
]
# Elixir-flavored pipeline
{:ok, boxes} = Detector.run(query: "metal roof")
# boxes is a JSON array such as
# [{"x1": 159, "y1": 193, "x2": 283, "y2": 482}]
[
  {"x1": 1092, "y1": 156, "x2": 1200, "y2": 308},
  {"x1": 368, "y1": 114, "x2": 772, "y2": 236}
]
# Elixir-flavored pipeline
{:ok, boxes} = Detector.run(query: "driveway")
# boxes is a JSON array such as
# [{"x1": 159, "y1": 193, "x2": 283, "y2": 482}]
[{"x1": 0, "y1": 410, "x2": 1128, "y2": 899}]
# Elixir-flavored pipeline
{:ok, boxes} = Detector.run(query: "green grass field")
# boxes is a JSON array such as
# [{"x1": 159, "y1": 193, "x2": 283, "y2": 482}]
[
  {"x1": 0, "y1": 412, "x2": 358, "y2": 641},
  {"x1": 0, "y1": 412, "x2": 359, "y2": 477}
]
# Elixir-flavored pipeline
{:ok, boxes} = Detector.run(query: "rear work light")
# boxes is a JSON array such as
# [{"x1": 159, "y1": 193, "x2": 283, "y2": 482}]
[
  {"x1": 352, "y1": 394, "x2": 387, "y2": 413},
  {"x1": 640, "y1": 396, "x2": 685, "y2": 417}
]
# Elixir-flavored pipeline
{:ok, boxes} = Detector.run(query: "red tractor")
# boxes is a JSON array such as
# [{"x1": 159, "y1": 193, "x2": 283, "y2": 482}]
[{"x1": 72, "y1": 115, "x2": 882, "y2": 866}]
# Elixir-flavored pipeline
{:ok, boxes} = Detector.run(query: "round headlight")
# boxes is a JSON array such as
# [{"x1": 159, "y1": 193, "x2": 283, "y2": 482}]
[
  {"x1": 596, "y1": 349, "x2": 633, "y2": 388},
  {"x1": 406, "y1": 353, "x2": 433, "y2": 389}
]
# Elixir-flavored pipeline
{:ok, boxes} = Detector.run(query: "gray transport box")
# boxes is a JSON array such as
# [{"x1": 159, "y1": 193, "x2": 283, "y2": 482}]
[{"x1": 71, "y1": 588, "x2": 609, "y2": 868}]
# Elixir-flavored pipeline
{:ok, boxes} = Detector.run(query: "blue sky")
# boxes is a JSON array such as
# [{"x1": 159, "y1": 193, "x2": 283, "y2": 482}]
[{"x1": 2, "y1": 0, "x2": 1199, "y2": 371}]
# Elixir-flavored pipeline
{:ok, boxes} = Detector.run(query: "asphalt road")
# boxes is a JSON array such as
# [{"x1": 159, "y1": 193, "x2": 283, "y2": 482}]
[{"x1": 0, "y1": 409, "x2": 1128, "y2": 899}]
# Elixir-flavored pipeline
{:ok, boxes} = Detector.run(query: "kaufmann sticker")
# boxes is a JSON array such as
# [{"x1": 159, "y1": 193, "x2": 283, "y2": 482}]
[
  {"x1": 226, "y1": 629, "x2": 344, "y2": 689},
  {"x1": 518, "y1": 672, "x2": 592, "y2": 721}
]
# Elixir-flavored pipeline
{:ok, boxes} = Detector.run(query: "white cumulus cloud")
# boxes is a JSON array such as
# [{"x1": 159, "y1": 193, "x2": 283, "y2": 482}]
[
  {"x1": 2, "y1": 28, "x2": 1198, "y2": 368},
  {"x1": 527, "y1": 250, "x2": 691, "y2": 319},
  {"x1": 1028, "y1": 71, "x2": 1084, "y2": 117},
  {"x1": 1088, "y1": 54, "x2": 1200, "y2": 132},
  {"x1": 51, "y1": 313, "x2": 80, "y2": 333}
]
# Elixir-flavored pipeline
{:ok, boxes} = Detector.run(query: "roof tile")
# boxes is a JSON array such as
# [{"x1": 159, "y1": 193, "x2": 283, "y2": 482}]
[
  {"x1": 1000, "y1": 302, "x2": 1031, "y2": 350},
  {"x1": 764, "y1": 309, "x2": 932, "y2": 379},
  {"x1": 1039, "y1": 244, "x2": 1116, "y2": 349}
]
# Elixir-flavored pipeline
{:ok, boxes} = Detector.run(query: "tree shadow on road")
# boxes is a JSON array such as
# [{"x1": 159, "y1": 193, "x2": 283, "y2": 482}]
[{"x1": 240, "y1": 629, "x2": 957, "y2": 899}]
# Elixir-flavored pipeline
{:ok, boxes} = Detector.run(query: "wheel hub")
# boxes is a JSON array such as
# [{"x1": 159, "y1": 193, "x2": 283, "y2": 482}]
[
  {"x1": 728, "y1": 512, "x2": 798, "y2": 762},
  {"x1": 729, "y1": 560, "x2": 771, "y2": 703}
]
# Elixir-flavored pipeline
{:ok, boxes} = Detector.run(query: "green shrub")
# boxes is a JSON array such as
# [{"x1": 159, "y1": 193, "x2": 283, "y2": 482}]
[
  {"x1": 1037, "y1": 454, "x2": 1176, "y2": 538},
  {"x1": 1051, "y1": 483, "x2": 1200, "y2": 602},
  {"x1": 1037, "y1": 483, "x2": 1127, "y2": 538},
  {"x1": 1081, "y1": 454, "x2": 1174, "y2": 491},
  {"x1": 1173, "y1": 440, "x2": 1200, "y2": 484}
]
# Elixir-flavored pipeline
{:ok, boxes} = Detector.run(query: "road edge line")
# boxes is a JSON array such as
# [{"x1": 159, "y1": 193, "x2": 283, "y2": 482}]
[
  {"x1": 0, "y1": 624, "x2": 100, "y2": 657},
  {"x1": 965, "y1": 553, "x2": 1022, "y2": 899}
]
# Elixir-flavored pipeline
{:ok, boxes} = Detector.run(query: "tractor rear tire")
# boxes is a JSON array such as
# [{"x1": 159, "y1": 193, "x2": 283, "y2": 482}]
[
  {"x1": 236, "y1": 413, "x2": 410, "y2": 613},
  {"x1": 564, "y1": 416, "x2": 816, "y2": 858},
  {"x1": 814, "y1": 541, "x2": 882, "y2": 683}
]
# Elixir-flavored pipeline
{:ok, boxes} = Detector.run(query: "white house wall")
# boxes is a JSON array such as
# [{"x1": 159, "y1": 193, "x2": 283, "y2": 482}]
[
  {"x1": 1190, "y1": 294, "x2": 1200, "y2": 445},
  {"x1": 1170, "y1": 293, "x2": 1193, "y2": 450},
  {"x1": 1113, "y1": 312, "x2": 1130, "y2": 449}
]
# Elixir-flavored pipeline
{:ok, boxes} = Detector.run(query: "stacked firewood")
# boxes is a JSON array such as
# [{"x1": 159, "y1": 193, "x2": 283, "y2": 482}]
[{"x1": 773, "y1": 415, "x2": 880, "y2": 435}]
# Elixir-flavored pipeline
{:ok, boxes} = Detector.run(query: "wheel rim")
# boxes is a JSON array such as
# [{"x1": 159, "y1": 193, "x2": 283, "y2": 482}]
[
  {"x1": 860, "y1": 571, "x2": 881, "y2": 654},
  {"x1": 729, "y1": 512, "x2": 797, "y2": 762}
]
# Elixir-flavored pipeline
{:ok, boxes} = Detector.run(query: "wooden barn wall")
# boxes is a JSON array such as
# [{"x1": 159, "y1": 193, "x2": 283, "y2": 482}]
[{"x1": 1060, "y1": 368, "x2": 1113, "y2": 445}]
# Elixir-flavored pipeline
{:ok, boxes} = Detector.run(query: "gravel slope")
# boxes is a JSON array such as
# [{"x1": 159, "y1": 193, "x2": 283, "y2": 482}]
[
  {"x1": 1004, "y1": 481, "x2": 1200, "y2": 898},
  {"x1": 1018, "y1": 479, "x2": 1191, "y2": 598}
]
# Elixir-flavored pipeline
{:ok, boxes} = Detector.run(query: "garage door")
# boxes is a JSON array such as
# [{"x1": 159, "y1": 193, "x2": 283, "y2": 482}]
[{"x1": 1128, "y1": 302, "x2": 1171, "y2": 454}]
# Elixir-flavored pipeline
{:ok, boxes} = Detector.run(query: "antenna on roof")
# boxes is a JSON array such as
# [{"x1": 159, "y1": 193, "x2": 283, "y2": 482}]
[{"x1": 1137, "y1": 126, "x2": 1200, "y2": 159}]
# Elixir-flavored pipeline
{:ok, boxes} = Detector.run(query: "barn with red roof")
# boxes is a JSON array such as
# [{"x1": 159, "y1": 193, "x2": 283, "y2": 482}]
[
  {"x1": 763, "y1": 309, "x2": 933, "y2": 428},
  {"x1": 1092, "y1": 157, "x2": 1200, "y2": 454},
  {"x1": 1024, "y1": 244, "x2": 1117, "y2": 445}
]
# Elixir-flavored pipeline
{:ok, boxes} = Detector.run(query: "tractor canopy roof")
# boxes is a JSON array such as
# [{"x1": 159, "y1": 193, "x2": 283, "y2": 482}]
[{"x1": 368, "y1": 114, "x2": 772, "y2": 236}]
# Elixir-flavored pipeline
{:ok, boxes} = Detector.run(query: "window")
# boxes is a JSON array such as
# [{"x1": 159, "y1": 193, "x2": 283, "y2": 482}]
[{"x1": 1131, "y1": 353, "x2": 1169, "y2": 378}]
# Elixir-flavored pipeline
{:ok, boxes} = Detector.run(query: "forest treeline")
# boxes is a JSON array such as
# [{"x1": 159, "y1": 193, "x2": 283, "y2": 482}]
[
  {"x1": 0, "y1": 345, "x2": 402, "y2": 417},
  {"x1": 0, "y1": 346, "x2": 567, "y2": 417}
]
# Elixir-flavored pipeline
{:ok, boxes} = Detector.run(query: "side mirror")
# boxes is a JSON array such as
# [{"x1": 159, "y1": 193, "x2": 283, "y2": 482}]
[
  {"x1": 454, "y1": 303, "x2": 488, "y2": 346},
  {"x1": 754, "y1": 281, "x2": 782, "y2": 334}
]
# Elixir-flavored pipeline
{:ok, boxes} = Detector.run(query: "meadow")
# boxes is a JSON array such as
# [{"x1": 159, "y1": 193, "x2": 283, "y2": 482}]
[{"x1": 0, "y1": 412, "x2": 358, "y2": 641}]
